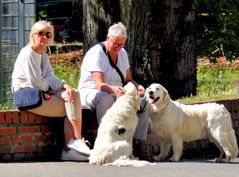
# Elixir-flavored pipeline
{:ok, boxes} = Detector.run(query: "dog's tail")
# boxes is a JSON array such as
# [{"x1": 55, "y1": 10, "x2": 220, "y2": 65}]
[{"x1": 105, "y1": 156, "x2": 154, "y2": 167}]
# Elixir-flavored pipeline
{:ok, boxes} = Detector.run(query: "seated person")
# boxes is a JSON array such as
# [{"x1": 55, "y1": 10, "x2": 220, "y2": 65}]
[
  {"x1": 12, "y1": 20, "x2": 91, "y2": 161},
  {"x1": 78, "y1": 22, "x2": 151, "y2": 160}
]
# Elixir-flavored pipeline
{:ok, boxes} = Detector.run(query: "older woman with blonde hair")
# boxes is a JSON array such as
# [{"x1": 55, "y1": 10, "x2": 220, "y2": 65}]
[{"x1": 12, "y1": 20, "x2": 91, "y2": 161}]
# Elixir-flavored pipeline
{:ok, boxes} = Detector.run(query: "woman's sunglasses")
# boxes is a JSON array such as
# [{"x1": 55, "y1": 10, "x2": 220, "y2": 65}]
[{"x1": 37, "y1": 31, "x2": 53, "y2": 39}]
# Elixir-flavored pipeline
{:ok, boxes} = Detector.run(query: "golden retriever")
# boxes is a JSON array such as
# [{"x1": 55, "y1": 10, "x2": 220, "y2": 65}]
[
  {"x1": 89, "y1": 82, "x2": 152, "y2": 167},
  {"x1": 146, "y1": 83, "x2": 238, "y2": 162}
]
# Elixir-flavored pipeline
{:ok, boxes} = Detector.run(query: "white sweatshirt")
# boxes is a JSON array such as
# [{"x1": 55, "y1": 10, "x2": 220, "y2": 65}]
[{"x1": 12, "y1": 46, "x2": 64, "y2": 92}]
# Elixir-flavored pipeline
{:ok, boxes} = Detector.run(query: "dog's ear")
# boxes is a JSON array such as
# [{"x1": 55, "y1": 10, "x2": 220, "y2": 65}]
[{"x1": 163, "y1": 88, "x2": 170, "y2": 103}]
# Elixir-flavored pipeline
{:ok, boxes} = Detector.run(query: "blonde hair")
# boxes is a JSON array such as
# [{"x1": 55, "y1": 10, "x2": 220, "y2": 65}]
[
  {"x1": 29, "y1": 20, "x2": 54, "y2": 48},
  {"x1": 108, "y1": 22, "x2": 127, "y2": 38}
]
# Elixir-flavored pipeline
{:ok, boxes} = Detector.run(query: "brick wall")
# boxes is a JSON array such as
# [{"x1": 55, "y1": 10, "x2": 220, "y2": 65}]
[
  {"x1": 0, "y1": 110, "x2": 64, "y2": 162},
  {"x1": 0, "y1": 99, "x2": 239, "y2": 162}
]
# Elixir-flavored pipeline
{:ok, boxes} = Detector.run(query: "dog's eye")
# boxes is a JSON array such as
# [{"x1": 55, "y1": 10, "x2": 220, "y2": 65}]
[{"x1": 156, "y1": 87, "x2": 160, "y2": 90}]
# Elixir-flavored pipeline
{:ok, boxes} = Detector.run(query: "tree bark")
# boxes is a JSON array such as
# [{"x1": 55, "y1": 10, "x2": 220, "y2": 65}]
[
  {"x1": 121, "y1": 0, "x2": 151, "y2": 84},
  {"x1": 82, "y1": 0, "x2": 121, "y2": 53},
  {"x1": 147, "y1": 0, "x2": 197, "y2": 99}
]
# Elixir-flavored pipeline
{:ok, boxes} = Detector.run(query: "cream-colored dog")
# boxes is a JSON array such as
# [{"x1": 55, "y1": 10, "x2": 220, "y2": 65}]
[
  {"x1": 146, "y1": 83, "x2": 238, "y2": 162},
  {"x1": 89, "y1": 82, "x2": 152, "y2": 167}
]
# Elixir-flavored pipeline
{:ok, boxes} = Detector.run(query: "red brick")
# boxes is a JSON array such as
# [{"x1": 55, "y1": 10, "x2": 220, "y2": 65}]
[
  {"x1": 28, "y1": 112, "x2": 35, "y2": 123},
  {"x1": 18, "y1": 126, "x2": 40, "y2": 134},
  {"x1": 41, "y1": 125, "x2": 52, "y2": 133},
  {"x1": 231, "y1": 112, "x2": 237, "y2": 121},
  {"x1": 37, "y1": 143, "x2": 47, "y2": 152},
  {"x1": 0, "y1": 127, "x2": 17, "y2": 135},
  {"x1": 35, "y1": 135, "x2": 45, "y2": 143},
  {"x1": 236, "y1": 112, "x2": 239, "y2": 120},
  {"x1": 222, "y1": 100, "x2": 232, "y2": 111},
  {"x1": 234, "y1": 120, "x2": 239, "y2": 128},
  {"x1": 0, "y1": 145, "x2": 14, "y2": 153},
  {"x1": 42, "y1": 117, "x2": 49, "y2": 123},
  {"x1": 0, "y1": 136, "x2": 11, "y2": 144},
  {"x1": 12, "y1": 111, "x2": 19, "y2": 123},
  {"x1": 23, "y1": 135, "x2": 33, "y2": 143},
  {"x1": 231, "y1": 99, "x2": 239, "y2": 112},
  {"x1": 35, "y1": 114, "x2": 42, "y2": 123},
  {"x1": 45, "y1": 134, "x2": 54, "y2": 142},
  {"x1": 15, "y1": 144, "x2": 37, "y2": 152},
  {"x1": 12, "y1": 135, "x2": 23, "y2": 143},
  {"x1": 0, "y1": 112, "x2": 4, "y2": 123},
  {"x1": 5, "y1": 111, "x2": 12, "y2": 124},
  {"x1": 20, "y1": 111, "x2": 27, "y2": 123}
]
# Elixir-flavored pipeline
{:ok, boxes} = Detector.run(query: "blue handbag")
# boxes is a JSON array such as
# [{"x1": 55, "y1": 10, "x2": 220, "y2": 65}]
[{"x1": 13, "y1": 87, "x2": 42, "y2": 111}]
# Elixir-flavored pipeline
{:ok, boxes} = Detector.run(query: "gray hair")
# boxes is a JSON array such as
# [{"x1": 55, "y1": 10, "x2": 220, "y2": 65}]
[
  {"x1": 29, "y1": 20, "x2": 54, "y2": 48},
  {"x1": 108, "y1": 22, "x2": 127, "y2": 38}
]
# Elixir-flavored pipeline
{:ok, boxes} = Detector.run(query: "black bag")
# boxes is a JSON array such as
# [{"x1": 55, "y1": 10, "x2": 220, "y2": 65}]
[{"x1": 13, "y1": 87, "x2": 42, "y2": 111}]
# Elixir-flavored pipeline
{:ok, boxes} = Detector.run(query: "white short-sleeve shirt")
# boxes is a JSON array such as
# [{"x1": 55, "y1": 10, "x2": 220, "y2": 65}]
[
  {"x1": 78, "y1": 44, "x2": 130, "y2": 90},
  {"x1": 78, "y1": 44, "x2": 130, "y2": 108}
]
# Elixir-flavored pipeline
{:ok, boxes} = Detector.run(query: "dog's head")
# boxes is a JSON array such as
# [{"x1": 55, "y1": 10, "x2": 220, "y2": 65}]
[
  {"x1": 122, "y1": 82, "x2": 141, "y2": 110},
  {"x1": 146, "y1": 83, "x2": 170, "y2": 105}
]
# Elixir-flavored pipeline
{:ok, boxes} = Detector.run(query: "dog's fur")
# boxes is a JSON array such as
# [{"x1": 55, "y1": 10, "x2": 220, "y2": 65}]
[
  {"x1": 146, "y1": 83, "x2": 238, "y2": 162},
  {"x1": 89, "y1": 82, "x2": 152, "y2": 167}
]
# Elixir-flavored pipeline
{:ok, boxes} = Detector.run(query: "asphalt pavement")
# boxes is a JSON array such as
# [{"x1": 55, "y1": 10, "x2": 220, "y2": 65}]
[{"x1": 0, "y1": 158, "x2": 238, "y2": 177}]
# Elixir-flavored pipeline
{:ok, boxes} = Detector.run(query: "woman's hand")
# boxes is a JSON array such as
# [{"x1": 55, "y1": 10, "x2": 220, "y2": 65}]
[{"x1": 63, "y1": 84, "x2": 76, "y2": 102}]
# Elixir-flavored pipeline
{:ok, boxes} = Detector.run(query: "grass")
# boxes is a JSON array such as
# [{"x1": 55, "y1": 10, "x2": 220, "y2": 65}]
[
  {"x1": 197, "y1": 65, "x2": 239, "y2": 79},
  {"x1": 52, "y1": 60, "x2": 81, "y2": 88},
  {"x1": 180, "y1": 64, "x2": 239, "y2": 103}
]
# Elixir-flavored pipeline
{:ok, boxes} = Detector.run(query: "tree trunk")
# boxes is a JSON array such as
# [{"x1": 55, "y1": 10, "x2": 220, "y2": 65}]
[
  {"x1": 121, "y1": 0, "x2": 151, "y2": 84},
  {"x1": 147, "y1": 0, "x2": 197, "y2": 99},
  {"x1": 82, "y1": 0, "x2": 121, "y2": 53}
]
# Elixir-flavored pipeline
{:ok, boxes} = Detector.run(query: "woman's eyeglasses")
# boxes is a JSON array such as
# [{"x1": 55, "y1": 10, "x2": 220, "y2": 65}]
[
  {"x1": 37, "y1": 31, "x2": 53, "y2": 39},
  {"x1": 110, "y1": 37, "x2": 125, "y2": 48}
]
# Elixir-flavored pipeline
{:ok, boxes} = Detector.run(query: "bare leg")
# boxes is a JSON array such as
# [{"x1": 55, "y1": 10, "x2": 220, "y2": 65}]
[
  {"x1": 64, "y1": 118, "x2": 83, "y2": 147},
  {"x1": 70, "y1": 119, "x2": 82, "y2": 139},
  {"x1": 64, "y1": 118, "x2": 73, "y2": 149}
]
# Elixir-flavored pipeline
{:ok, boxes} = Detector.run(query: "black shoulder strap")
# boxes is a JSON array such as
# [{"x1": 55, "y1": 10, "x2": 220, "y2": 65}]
[{"x1": 99, "y1": 42, "x2": 125, "y2": 85}]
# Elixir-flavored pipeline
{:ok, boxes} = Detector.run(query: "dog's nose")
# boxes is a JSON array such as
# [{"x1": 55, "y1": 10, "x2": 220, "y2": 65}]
[{"x1": 149, "y1": 91, "x2": 153, "y2": 96}]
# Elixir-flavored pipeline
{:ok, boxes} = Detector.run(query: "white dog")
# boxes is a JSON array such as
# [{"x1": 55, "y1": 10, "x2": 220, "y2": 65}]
[
  {"x1": 146, "y1": 83, "x2": 238, "y2": 162},
  {"x1": 89, "y1": 82, "x2": 152, "y2": 167}
]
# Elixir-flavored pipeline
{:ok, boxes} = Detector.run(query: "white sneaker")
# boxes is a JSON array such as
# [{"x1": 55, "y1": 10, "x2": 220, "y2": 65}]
[
  {"x1": 67, "y1": 138, "x2": 92, "y2": 156},
  {"x1": 61, "y1": 149, "x2": 89, "y2": 162}
]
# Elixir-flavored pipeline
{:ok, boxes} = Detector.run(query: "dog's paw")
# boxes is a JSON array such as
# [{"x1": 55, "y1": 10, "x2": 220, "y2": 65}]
[
  {"x1": 169, "y1": 157, "x2": 180, "y2": 162},
  {"x1": 152, "y1": 155, "x2": 160, "y2": 161},
  {"x1": 213, "y1": 158, "x2": 230, "y2": 163},
  {"x1": 153, "y1": 154, "x2": 168, "y2": 162}
]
